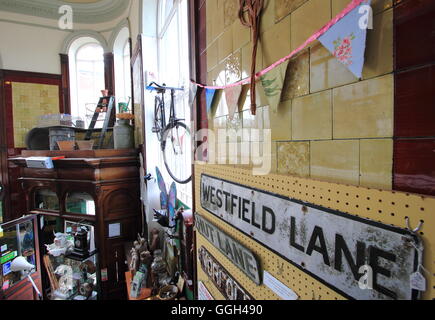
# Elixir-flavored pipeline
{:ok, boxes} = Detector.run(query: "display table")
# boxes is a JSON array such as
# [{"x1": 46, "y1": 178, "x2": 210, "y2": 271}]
[{"x1": 125, "y1": 272, "x2": 152, "y2": 300}]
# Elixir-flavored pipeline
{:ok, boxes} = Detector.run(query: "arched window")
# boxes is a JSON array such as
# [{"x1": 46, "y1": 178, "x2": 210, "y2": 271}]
[
  {"x1": 113, "y1": 27, "x2": 131, "y2": 106},
  {"x1": 68, "y1": 38, "x2": 105, "y2": 127},
  {"x1": 121, "y1": 40, "x2": 131, "y2": 103},
  {"x1": 76, "y1": 43, "x2": 105, "y2": 126}
]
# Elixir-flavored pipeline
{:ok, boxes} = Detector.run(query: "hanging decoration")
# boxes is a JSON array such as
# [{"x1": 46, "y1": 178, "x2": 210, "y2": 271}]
[
  {"x1": 259, "y1": 60, "x2": 289, "y2": 113},
  {"x1": 188, "y1": 82, "x2": 198, "y2": 108},
  {"x1": 205, "y1": 89, "x2": 218, "y2": 118},
  {"x1": 238, "y1": 0, "x2": 264, "y2": 116},
  {"x1": 319, "y1": 0, "x2": 371, "y2": 78},
  {"x1": 224, "y1": 85, "x2": 243, "y2": 120},
  {"x1": 192, "y1": 0, "x2": 370, "y2": 115}
]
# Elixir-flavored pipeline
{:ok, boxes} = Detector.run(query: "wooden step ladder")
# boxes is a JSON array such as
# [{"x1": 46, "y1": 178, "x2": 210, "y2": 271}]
[{"x1": 84, "y1": 96, "x2": 115, "y2": 149}]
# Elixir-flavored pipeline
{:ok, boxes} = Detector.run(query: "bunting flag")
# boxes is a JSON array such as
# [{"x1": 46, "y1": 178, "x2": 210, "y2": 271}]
[
  {"x1": 319, "y1": 0, "x2": 372, "y2": 78},
  {"x1": 205, "y1": 88, "x2": 221, "y2": 118},
  {"x1": 224, "y1": 85, "x2": 243, "y2": 120},
  {"x1": 189, "y1": 82, "x2": 198, "y2": 107},
  {"x1": 259, "y1": 60, "x2": 289, "y2": 113},
  {"x1": 192, "y1": 0, "x2": 370, "y2": 118}
]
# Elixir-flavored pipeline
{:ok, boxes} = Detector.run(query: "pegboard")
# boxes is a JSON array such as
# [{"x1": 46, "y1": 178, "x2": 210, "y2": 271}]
[{"x1": 194, "y1": 164, "x2": 435, "y2": 300}]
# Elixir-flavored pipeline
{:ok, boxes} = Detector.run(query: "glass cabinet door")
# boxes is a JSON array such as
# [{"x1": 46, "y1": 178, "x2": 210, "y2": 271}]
[
  {"x1": 46, "y1": 252, "x2": 99, "y2": 300},
  {"x1": 0, "y1": 217, "x2": 37, "y2": 291},
  {"x1": 65, "y1": 192, "x2": 95, "y2": 216},
  {"x1": 34, "y1": 189, "x2": 60, "y2": 211}
]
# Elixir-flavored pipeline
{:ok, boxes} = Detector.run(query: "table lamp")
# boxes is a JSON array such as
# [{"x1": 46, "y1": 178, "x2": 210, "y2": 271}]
[{"x1": 10, "y1": 256, "x2": 42, "y2": 300}]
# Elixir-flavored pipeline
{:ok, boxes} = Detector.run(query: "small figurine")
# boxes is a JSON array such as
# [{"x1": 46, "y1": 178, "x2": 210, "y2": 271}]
[
  {"x1": 149, "y1": 229, "x2": 161, "y2": 253},
  {"x1": 139, "y1": 251, "x2": 152, "y2": 288},
  {"x1": 140, "y1": 251, "x2": 152, "y2": 268},
  {"x1": 53, "y1": 265, "x2": 73, "y2": 299},
  {"x1": 129, "y1": 234, "x2": 150, "y2": 277},
  {"x1": 151, "y1": 250, "x2": 170, "y2": 295},
  {"x1": 46, "y1": 232, "x2": 74, "y2": 257},
  {"x1": 129, "y1": 247, "x2": 139, "y2": 276},
  {"x1": 79, "y1": 282, "x2": 94, "y2": 299},
  {"x1": 135, "y1": 234, "x2": 148, "y2": 254}
]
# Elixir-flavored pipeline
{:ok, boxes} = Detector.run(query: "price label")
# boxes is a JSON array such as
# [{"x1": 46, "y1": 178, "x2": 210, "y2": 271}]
[
  {"x1": 410, "y1": 272, "x2": 426, "y2": 291},
  {"x1": 101, "y1": 268, "x2": 108, "y2": 282}
]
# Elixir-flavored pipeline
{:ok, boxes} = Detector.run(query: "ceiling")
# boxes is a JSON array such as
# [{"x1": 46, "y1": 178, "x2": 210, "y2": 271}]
[
  {"x1": 62, "y1": 0, "x2": 103, "y2": 3},
  {"x1": 0, "y1": 0, "x2": 129, "y2": 24}
]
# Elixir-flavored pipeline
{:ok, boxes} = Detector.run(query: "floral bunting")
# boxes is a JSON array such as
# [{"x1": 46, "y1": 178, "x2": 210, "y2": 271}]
[
  {"x1": 224, "y1": 85, "x2": 243, "y2": 120},
  {"x1": 318, "y1": 0, "x2": 372, "y2": 78},
  {"x1": 259, "y1": 60, "x2": 289, "y2": 113},
  {"x1": 193, "y1": 0, "x2": 369, "y2": 118}
]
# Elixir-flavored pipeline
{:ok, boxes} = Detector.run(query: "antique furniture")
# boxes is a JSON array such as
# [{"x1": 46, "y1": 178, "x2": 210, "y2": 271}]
[{"x1": 9, "y1": 149, "x2": 141, "y2": 299}]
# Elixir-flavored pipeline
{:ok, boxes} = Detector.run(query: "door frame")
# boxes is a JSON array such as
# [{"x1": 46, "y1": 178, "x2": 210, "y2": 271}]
[{"x1": 130, "y1": 35, "x2": 147, "y2": 237}]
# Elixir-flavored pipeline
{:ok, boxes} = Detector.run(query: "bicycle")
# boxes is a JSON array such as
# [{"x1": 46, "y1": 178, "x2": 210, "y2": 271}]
[{"x1": 147, "y1": 82, "x2": 192, "y2": 184}]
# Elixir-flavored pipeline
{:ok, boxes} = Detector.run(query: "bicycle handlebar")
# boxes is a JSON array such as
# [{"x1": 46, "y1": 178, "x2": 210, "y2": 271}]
[{"x1": 146, "y1": 82, "x2": 184, "y2": 92}]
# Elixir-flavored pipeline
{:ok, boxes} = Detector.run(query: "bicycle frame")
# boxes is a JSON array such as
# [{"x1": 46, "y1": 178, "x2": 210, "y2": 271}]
[
  {"x1": 148, "y1": 82, "x2": 185, "y2": 138},
  {"x1": 147, "y1": 82, "x2": 192, "y2": 184}
]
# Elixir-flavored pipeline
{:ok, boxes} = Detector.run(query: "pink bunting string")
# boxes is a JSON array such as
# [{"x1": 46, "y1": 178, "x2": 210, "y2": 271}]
[{"x1": 191, "y1": 0, "x2": 365, "y2": 90}]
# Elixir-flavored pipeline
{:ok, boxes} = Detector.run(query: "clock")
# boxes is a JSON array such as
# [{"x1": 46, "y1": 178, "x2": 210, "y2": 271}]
[{"x1": 72, "y1": 227, "x2": 89, "y2": 258}]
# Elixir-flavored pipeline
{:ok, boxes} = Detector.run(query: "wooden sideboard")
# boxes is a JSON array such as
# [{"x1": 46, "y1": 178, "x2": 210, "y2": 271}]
[{"x1": 10, "y1": 149, "x2": 142, "y2": 300}]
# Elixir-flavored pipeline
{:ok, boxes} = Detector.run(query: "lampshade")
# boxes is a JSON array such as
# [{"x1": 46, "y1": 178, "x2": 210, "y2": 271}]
[{"x1": 10, "y1": 256, "x2": 35, "y2": 272}]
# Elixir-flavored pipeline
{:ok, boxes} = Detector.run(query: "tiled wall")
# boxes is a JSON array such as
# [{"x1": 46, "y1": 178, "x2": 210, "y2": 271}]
[
  {"x1": 12, "y1": 82, "x2": 60, "y2": 148},
  {"x1": 205, "y1": 0, "x2": 394, "y2": 190}
]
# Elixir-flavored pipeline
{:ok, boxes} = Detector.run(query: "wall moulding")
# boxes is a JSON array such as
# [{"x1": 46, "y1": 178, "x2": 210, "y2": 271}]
[
  {"x1": 0, "y1": 0, "x2": 130, "y2": 24},
  {"x1": 61, "y1": 30, "x2": 109, "y2": 54}
]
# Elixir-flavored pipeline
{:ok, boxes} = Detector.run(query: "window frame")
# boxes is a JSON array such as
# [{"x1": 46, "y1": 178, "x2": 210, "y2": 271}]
[
  {"x1": 155, "y1": 0, "x2": 192, "y2": 207},
  {"x1": 68, "y1": 38, "x2": 105, "y2": 128}
]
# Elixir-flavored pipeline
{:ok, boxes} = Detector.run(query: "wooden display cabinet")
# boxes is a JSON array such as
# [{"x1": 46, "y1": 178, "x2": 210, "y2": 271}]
[{"x1": 8, "y1": 149, "x2": 142, "y2": 300}]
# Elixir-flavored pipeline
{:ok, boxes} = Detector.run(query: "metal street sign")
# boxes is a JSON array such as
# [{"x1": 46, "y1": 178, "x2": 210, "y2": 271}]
[
  {"x1": 195, "y1": 214, "x2": 261, "y2": 285},
  {"x1": 198, "y1": 246, "x2": 254, "y2": 300},
  {"x1": 200, "y1": 174, "x2": 421, "y2": 300}
]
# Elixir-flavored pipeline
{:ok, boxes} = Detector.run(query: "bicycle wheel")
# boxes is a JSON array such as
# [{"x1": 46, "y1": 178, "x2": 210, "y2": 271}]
[
  {"x1": 152, "y1": 96, "x2": 165, "y2": 141},
  {"x1": 162, "y1": 122, "x2": 192, "y2": 184}
]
